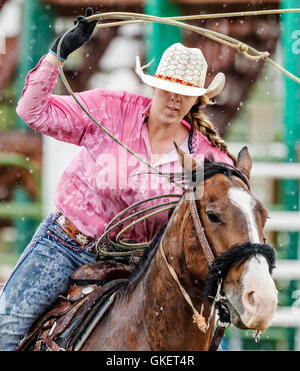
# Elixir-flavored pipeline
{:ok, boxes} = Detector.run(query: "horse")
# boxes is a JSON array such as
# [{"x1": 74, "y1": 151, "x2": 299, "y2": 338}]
[{"x1": 76, "y1": 146, "x2": 278, "y2": 351}]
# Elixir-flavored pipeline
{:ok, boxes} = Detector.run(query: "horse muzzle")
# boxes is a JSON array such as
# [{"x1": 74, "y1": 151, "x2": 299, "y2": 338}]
[
  {"x1": 238, "y1": 255, "x2": 278, "y2": 331},
  {"x1": 224, "y1": 254, "x2": 278, "y2": 331},
  {"x1": 204, "y1": 242, "x2": 278, "y2": 332}
]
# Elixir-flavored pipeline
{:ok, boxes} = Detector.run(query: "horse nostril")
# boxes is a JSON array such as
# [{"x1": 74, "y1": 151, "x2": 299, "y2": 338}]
[
  {"x1": 243, "y1": 290, "x2": 256, "y2": 313},
  {"x1": 247, "y1": 291, "x2": 255, "y2": 306}
]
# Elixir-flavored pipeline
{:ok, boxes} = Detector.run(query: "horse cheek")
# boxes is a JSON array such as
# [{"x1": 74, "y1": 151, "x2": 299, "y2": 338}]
[{"x1": 183, "y1": 240, "x2": 207, "y2": 279}]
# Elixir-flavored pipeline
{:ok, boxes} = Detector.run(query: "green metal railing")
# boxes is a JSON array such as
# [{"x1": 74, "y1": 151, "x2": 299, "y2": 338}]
[{"x1": 280, "y1": 0, "x2": 300, "y2": 350}]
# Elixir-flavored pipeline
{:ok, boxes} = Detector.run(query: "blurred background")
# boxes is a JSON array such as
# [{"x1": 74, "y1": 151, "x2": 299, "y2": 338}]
[{"x1": 0, "y1": 0, "x2": 300, "y2": 350}]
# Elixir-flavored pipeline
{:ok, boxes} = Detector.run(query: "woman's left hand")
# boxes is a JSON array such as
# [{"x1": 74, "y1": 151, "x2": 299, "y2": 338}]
[{"x1": 49, "y1": 7, "x2": 100, "y2": 61}]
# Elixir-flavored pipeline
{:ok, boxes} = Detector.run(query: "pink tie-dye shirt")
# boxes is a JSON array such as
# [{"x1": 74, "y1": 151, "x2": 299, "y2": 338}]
[{"x1": 16, "y1": 56, "x2": 233, "y2": 245}]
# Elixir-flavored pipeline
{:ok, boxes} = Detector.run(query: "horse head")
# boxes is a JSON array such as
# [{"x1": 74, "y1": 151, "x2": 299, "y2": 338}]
[{"x1": 174, "y1": 145, "x2": 278, "y2": 334}]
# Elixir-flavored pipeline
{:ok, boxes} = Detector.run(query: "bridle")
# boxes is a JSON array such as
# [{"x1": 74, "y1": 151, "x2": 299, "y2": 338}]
[
  {"x1": 159, "y1": 185, "x2": 276, "y2": 351},
  {"x1": 159, "y1": 189, "x2": 231, "y2": 351}
]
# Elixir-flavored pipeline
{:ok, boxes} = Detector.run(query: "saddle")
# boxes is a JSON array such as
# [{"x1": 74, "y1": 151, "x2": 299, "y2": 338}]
[{"x1": 16, "y1": 260, "x2": 131, "y2": 351}]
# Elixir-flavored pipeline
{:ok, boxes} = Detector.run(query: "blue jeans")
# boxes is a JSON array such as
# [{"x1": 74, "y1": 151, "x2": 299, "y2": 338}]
[{"x1": 0, "y1": 213, "x2": 97, "y2": 351}]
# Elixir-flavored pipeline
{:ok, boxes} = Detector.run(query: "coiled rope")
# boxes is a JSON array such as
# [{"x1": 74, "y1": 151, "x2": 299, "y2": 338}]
[{"x1": 55, "y1": 9, "x2": 300, "y2": 256}]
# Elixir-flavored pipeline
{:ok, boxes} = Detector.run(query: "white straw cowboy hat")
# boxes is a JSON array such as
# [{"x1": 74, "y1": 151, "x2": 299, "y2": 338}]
[{"x1": 135, "y1": 43, "x2": 225, "y2": 98}]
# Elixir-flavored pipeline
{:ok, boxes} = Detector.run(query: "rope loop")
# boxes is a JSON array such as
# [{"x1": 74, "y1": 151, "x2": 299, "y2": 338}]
[
  {"x1": 237, "y1": 42, "x2": 270, "y2": 60},
  {"x1": 237, "y1": 42, "x2": 249, "y2": 54}
]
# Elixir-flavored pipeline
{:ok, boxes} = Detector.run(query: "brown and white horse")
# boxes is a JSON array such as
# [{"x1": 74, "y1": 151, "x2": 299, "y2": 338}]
[{"x1": 80, "y1": 147, "x2": 278, "y2": 351}]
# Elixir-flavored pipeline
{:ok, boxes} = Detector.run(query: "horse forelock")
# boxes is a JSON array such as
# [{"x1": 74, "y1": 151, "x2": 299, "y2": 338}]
[
  {"x1": 163, "y1": 155, "x2": 250, "y2": 193},
  {"x1": 188, "y1": 156, "x2": 250, "y2": 190}
]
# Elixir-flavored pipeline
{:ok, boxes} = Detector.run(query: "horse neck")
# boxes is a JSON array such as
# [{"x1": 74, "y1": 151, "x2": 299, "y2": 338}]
[{"x1": 124, "y1": 193, "x2": 214, "y2": 350}]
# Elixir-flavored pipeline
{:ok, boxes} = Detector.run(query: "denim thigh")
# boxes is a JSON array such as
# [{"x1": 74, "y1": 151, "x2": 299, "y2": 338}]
[{"x1": 0, "y1": 213, "x2": 97, "y2": 351}]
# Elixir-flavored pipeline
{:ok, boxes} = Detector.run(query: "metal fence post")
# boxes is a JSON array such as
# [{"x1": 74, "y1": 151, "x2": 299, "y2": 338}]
[
  {"x1": 280, "y1": 0, "x2": 300, "y2": 350},
  {"x1": 144, "y1": 0, "x2": 182, "y2": 75}
]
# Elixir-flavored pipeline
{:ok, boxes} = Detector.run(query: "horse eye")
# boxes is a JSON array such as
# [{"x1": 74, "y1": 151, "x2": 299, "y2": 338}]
[{"x1": 206, "y1": 211, "x2": 221, "y2": 223}]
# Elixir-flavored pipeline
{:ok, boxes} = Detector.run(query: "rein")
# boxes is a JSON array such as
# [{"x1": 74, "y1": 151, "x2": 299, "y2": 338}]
[{"x1": 158, "y1": 240, "x2": 209, "y2": 333}]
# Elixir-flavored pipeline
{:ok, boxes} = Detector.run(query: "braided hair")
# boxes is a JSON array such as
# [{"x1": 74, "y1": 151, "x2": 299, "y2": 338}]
[{"x1": 184, "y1": 96, "x2": 237, "y2": 165}]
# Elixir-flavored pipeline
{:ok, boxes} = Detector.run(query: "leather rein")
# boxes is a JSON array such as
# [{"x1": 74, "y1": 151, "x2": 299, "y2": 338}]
[{"x1": 159, "y1": 189, "x2": 230, "y2": 351}]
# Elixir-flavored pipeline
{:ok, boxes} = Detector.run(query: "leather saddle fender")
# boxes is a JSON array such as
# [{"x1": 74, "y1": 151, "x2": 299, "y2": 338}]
[{"x1": 16, "y1": 260, "x2": 131, "y2": 351}]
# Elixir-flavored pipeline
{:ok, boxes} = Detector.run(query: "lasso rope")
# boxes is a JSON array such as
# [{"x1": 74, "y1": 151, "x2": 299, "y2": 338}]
[
  {"x1": 96, "y1": 194, "x2": 181, "y2": 256},
  {"x1": 57, "y1": 9, "x2": 300, "y2": 167},
  {"x1": 97, "y1": 8, "x2": 300, "y2": 27},
  {"x1": 55, "y1": 9, "x2": 300, "y2": 256},
  {"x1": 92, "y1": 10, "x2": 300, "y2": 82}
]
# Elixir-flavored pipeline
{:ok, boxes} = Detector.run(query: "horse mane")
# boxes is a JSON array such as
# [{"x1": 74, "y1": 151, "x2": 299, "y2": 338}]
[
  {"x1": 180, "y1": 154, "x2": 249, "y2": 189},
  {"x1": 124, "y1": 154, "x2": 249, "y2": 294},
  {"x1": 124, "y1": 224, "x2": 167, "y2": 294}
]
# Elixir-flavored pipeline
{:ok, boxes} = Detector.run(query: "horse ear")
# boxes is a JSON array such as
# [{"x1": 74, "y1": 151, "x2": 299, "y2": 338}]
[
  {"x1": 236, "y1": 146, "x2": 252, "y2": 179},
  {"x1": 174, "y1": 141, "x2": 198, "y2": 172}
]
